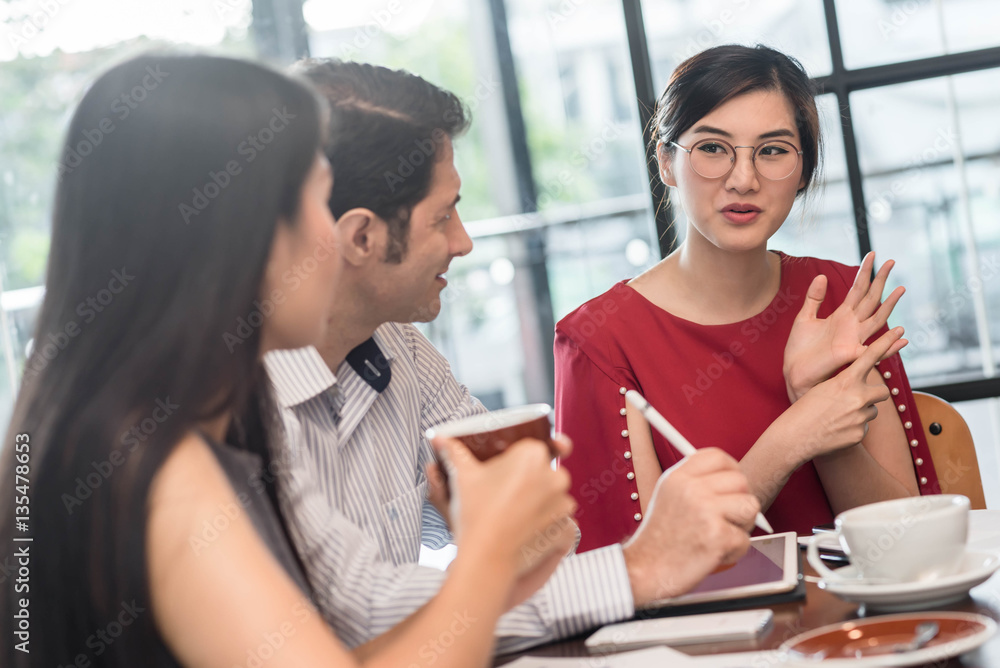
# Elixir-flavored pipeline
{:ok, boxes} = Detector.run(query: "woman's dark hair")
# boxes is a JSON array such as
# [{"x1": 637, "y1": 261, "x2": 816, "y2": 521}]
[
  {"x1": 292, "y1": 58, "x2": 469, "y2": 263},
  {"x1": 0, "y1": 53, "x2": 324, "y2": 666},
  {"x1": 652, "y1": 44, "x2": 822, "y2": 195}
]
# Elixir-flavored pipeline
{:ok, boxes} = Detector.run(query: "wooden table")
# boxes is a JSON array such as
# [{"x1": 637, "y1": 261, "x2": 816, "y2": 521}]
[{"x1": 495, "y1": 562, "x2": 1000, "y2": 666}]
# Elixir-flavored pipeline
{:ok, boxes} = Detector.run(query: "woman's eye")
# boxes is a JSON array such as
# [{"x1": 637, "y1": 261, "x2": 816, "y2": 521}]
[
  {"x1": 697, "y1": 142, "x2": 728, "y2": 155},
  {"x1": 759, "y1": 145, "x2": 789, "y2": 156}
]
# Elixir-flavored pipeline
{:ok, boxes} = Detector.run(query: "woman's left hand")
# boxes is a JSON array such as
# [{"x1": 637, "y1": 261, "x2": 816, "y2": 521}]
[{"x1": 783, "y1": 252, "x2": 906, "y2": 402}]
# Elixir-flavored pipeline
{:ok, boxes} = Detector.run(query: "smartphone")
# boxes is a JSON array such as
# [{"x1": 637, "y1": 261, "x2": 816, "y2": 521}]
[
  {"x1": 585, "y1": 609, "x2": 773, "y2": 652},
  {"x1": 812, "y1": 522, "x2": 837, "y2": 534}
]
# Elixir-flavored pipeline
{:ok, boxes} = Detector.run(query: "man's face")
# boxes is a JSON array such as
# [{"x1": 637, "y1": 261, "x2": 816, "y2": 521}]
[{"x1": 372, "y1": 136, "x2": 473, "y2": 323}]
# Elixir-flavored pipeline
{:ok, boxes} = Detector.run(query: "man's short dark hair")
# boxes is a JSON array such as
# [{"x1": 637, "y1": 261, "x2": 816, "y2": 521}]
[{"x1": 294, "y1": 59, "x2": 470, "y2": 262}]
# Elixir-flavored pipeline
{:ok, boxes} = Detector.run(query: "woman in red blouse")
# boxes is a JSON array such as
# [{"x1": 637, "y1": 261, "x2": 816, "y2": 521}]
[{"x1": 554, "y1": 45, "x2": 938, "y2": 553}]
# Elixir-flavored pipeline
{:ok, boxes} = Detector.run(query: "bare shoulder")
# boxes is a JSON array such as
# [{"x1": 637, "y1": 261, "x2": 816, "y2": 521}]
[
  {"x1": 146, "y1": 432, "x2": 235, "y2": 586},
  {"x1": 148, "y1": 432, "x2": 230, "y2": 518},
  {"x1": 146, "y1": 433, "x2": 350, "y2": 666}
]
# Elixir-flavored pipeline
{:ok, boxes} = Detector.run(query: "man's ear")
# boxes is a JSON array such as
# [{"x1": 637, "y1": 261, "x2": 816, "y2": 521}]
[
  {"x1": 657, "y1": 142, "x2": 676, "y2": 187},
  {"x1": 335, "y1": 208, "x2": 386, "y2": 266}
]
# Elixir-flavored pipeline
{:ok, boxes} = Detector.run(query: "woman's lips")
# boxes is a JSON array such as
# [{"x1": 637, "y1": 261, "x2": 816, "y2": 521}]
[
  {"x1": 722, "y1": 210, "x2": 761, "y2": 224},
  {"x1": 722, "y1": 204, "x2": 761, "y2": 225}
]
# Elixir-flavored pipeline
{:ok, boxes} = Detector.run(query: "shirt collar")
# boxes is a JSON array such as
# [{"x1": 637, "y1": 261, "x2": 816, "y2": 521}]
[{"x1": 264, "y1": 346, "x2": 337, "y2": 409}]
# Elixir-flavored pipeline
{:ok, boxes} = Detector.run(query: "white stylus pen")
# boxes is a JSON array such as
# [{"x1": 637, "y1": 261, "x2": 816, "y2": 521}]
[{"x1": 625, "y1": 389, "x2": 774, "y2": 534}]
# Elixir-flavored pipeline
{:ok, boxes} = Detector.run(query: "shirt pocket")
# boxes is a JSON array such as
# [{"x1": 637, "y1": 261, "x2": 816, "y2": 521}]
[{"x1": 376, "y1": 480, "x2": 428, "y2": 566}]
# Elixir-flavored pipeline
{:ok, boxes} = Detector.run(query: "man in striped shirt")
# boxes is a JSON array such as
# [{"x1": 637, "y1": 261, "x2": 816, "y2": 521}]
[{"x1": 264, "y1": 58, "x2": 758, "y2": 655}]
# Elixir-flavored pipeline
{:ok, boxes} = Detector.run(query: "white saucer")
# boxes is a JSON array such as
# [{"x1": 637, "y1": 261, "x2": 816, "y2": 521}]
[
  {"x1": 969, "y1": 509, "x2": 1000, "y2": 554},
  {"x1": 818, "y1": 550, "x2": 1000, "y2": 612}
]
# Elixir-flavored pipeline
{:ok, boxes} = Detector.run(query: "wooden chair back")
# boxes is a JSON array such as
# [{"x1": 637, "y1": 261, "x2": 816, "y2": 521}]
[{"x1": 913, "y1": 391, "x2": 987, "y2": 510}]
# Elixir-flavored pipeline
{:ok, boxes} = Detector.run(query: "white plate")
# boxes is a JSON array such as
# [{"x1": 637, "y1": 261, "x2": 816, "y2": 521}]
[
  {"x1": 779, "y1": 611, "x2": 996, "y2": 667},
  {"x1": 818, "y1": 550, "x2": 1000, "y2": 612}
]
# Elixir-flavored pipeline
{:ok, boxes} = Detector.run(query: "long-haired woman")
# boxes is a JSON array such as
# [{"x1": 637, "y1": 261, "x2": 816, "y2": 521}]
[{"x1": 1, "y1": 53, "x2": 574, "y2": 666}]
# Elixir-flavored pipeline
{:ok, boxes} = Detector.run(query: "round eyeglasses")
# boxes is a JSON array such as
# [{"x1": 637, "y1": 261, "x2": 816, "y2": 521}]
[{"x1": 670, "y1": 138, "x2": 803, "y2": 181}]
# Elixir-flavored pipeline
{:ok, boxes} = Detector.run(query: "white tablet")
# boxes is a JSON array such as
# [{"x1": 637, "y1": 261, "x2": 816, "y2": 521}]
[{"x1": 638, "y1": 531, "x2": 800, "y2": 611}]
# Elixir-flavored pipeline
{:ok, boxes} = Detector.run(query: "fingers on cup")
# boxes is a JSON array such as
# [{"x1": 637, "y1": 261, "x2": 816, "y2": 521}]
[{"x1": 552, "y1": 433, "x2": 573, "y2": 459}]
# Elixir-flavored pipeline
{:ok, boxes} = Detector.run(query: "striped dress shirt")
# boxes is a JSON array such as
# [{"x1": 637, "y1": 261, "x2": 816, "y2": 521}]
[{"x1": 264, "y1": 322, "x2": 634, "y2": 653}]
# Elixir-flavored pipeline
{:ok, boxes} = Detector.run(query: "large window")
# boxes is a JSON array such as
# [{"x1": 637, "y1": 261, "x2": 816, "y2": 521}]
[
  {"x1": 0, "y1": 0, "x2": 257, "y2": 429},
  {"x1": 3, "y1": 0, "x2": 999, "y2": 505},
  {"x1": 629, "y1": 0, "x2": 1000, "y2": 507}
]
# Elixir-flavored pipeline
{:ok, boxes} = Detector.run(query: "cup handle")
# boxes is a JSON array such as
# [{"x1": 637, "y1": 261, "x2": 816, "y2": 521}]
[{"x1": 806, "y1": 534, "x2": 847, "y2": 582}]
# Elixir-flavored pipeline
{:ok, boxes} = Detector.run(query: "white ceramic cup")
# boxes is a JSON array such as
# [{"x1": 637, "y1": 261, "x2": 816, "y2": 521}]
[{"x1": 807, "y1": 495, "x2": 970, "y2": 584}]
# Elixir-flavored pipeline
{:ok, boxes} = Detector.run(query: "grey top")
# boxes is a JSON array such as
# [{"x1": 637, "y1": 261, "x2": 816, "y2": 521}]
[{"x1": 203, "y1": 435, "x2": 310, "y2": 595}]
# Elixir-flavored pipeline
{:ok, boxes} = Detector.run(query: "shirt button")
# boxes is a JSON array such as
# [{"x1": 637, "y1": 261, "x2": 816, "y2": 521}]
[
  {"x1": 620, "y1": 407, "x2": 627, "y2": 416},
  {"x1": 624, "y1": 451, "x2": 632, "y2": 459},
  {"x1": 916, "y1": 458, "x2": 924, "y2": 466},
  {"x1": 634, "y1": 513, "x2": 642, "y2": 521},
  {"x1": 898, "y1": 404, "x2": 906, "y2": 412},
  {"x1": 631, "y1": 492, "x2": 639, "y2": 501},
  {"x1": 891, "y1": 387, "x2": 899, "y2": 396},
  {"x1": 920, "y1": 477, "x2": 928, "y2": 485},
  {"x1": 910, "y1": 439, "x2": 919, "y2": 447},
  {"x1": 883, "y1": 371, "x2": 892, "y2": 379},
  {"x1": 621, "y1": 429, "x2": 629, "y2": 438},
  {"x1": 627, "y1": 472, "x2": 635, "y2": 480},
  {"x1": 619, "y1": 387, "x2": 627, "y2": 395},
  {"x1": 904, "y1": 421, "x2": 913, "y2": 430}
]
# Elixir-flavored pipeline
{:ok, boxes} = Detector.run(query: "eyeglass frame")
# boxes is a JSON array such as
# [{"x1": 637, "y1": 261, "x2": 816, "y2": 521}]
[{"x1": 668, "y1": 138, "x2": 804, "y2": 181}]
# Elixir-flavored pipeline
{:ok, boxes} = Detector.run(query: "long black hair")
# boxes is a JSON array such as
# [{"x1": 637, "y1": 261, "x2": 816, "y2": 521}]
[{"x1": 0, "y1": 53, "x2": 324, "y2": 666}]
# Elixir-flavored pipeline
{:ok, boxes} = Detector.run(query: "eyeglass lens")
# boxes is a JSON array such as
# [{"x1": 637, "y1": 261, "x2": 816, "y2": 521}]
[{"x1": 688, "y1": 139, "x2": 799, "y2": 180}]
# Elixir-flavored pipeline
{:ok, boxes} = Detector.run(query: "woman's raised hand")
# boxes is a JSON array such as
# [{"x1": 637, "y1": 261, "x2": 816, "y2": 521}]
[
  {"x1": 430, "y1": 435, "x2": 578, "y2": 608},
  {"x1": 783, "y1": 252, "x2": 906, "y2": 402},
  {"x1": 784, "y1": 326, "x2": 906, "y2": 461}
]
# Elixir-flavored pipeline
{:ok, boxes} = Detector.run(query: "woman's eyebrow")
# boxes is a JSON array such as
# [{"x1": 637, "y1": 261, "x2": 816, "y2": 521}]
[
  {"x1": 690, "y1": 125, "x2": 796, "y2": 140},
  {"x1": 758, "y1": 128, "x2": 796, "y2": 139},
  {"x1": 691, "y1": 124, "x2": 731, "y2": 137}
]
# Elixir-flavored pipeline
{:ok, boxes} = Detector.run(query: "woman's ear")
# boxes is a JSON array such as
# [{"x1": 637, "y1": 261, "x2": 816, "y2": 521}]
[
  {"x1": 336, "y1": 208, "x2": 386, "y2": 266},
  {"x1": 656, "y1": 142, "x2": 676, "y2": 187}
]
